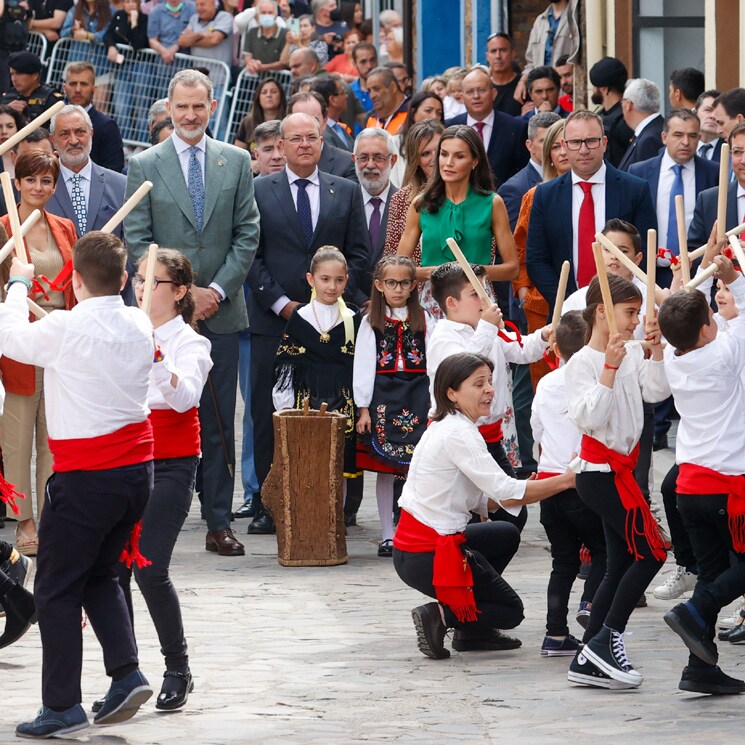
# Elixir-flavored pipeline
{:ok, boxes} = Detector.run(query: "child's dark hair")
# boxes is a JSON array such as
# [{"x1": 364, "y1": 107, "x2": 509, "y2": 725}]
[
  {"x1": 658, "y1": 290, "x2": 711, "y2": 351},
  {"x1": 555, "y1": 310, "x2": 587, "y2": 362},
  {"x1": 430, "y1": 262, "x2": 486, "y2": 313},
  {"x1": 431, "y1": 352, "x2": 494, "y2": 421},
  {"x1": 367, "y1": 256, "x2": 425, "y2": 334},
  {"x1": 73, "y1": 232, "x2": 126, "y2": 296},
  {"x1": 310, "y1": 245, "x2": 347, "y2": 275},
  {"x1": 582, "y1": 273, "x2": 642, "y2": 343},
  {"x1": 602, "y1": 218, "x2": 642, "y2": 255},
  {"x1": 136, "y1": 247, "x2": 195, "y2": 325}
]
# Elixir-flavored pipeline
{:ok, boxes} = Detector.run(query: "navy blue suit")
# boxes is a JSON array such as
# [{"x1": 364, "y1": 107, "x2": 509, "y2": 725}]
[
  {"x1": 88, "y1": 106, "x2": 125, "y2": 174},
  {"x1": 526, "y1": 164, "x2": 657, "y2": 314},
  {"x1": 617, "y1": 115, "x2": 664, "y2": 171},
  {"x1": 497, "y1": 162, "x2": 542, "y2": 231},
  {"x1": 446, "y1": 112, "x2": 529, "y2": 189},
  {"x1": 688, "y1": 181, "x2": 740, "y2": 250}
]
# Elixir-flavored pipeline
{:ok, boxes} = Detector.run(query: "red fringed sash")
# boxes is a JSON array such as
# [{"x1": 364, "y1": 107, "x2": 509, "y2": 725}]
[
  {"x1": 0, "y1": 471, "x2": 25, "y2": 515},
  {"x1": 119, "y1": 519, "x2": 152, "y2": 569}
]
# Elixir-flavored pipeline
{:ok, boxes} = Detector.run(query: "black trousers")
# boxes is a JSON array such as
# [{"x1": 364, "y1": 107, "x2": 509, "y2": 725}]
[
  {"x1": 661, "y1": 464, "x2": 697, "y2": 571},
  {"x1": 393, "y1": 521, "x2": 524, "y2": 630},
  {"x1": 539, "y1": 488, "x2": 607, "y2": 636},
  {"x1": 678, "y1": 493, "x2": 745, "y2": 637},
  {"x1": 116, "y1": 456, "x2": 197, "y2": 672},
  {"x1": 576, "y1": 471, "x2": 665, "y2": 639},
  {"x1": 35, "y1": 462, "x2": 153, "y2": 708},
  {"x1": 198, "y1": 326, "x2": 239, "y2": 531},
  {"x1": 634, "y1": 402, "x2": 654, "y2": 501},
  {"x1": 250, "y1": 332, "x2": 282, "y2": 489}
]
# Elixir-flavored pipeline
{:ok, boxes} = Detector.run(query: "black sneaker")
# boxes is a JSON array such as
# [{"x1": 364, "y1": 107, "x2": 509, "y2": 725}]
[
  {"x1": 567, "y1": 649, "x2": 637, "y2": 690},
  {"x1": 679, "y1": 663, "x2": 745, "y2": 695},
  {"x1": 452, "y1": 627, "x2": 521, "y2": 652},
  {"x1": 582, "y1": 626, "x2": 643, "y2": 687},
  {"x1": 664, "y1": 602, "x2": 718, "y2": 665},
  {"x1": 411, "y1": 603, "x2": 449, "y2": 659}
]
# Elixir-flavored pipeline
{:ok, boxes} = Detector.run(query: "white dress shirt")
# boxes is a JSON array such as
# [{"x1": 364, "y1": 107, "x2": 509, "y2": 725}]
[
  {"x1": 664, "y1": 274, "x2": 745, "y2": 474},
  {"x1": 531, "y1": 365, "x2": 581, "y2": 474},
  {"x1": 656, "y1": 151, "x2": 695, "y2": 247},
  {"x1": 566, "y1": 343, "x2": 670, "y2": 469},
  {"x1": 398, "y1": 411, "x2": 527, "y2": 534},
  {"x1": 172, "y1": 132, "x2": 206, "y2": 187},
  {"x1": 60, "y1": 160, "x2": 93, "y2": 211},
  {"x1": 529, "y1": 159, "x2": 542, "y2": 178},
  {"x1": 634, "y1": 113, "x2": 660, "y2": 138},
  {"x1": 738, "y1": 183, "x2": 745, "y2": 227},
  {"x1": 286, "y1": 165, "x2": 321, "y2": 231},
  {"x1": 571, "y1": 163, "x2": 606, "y2": 285},
  {"x1": 697, "y1": 139, "x2": 719, "y2": 160},
  {"x1": 466, "y1": 110, "x2": 495, "y2": 149},
  {"x1": 150, "y1": 315, "x2": 213, "y2": 413},
  {"x1": 0, "y1": 285, "x2": 153, "y2": 439},
  {"x1": 361, "y1": 183, "x2": 392, "y2": 229}
]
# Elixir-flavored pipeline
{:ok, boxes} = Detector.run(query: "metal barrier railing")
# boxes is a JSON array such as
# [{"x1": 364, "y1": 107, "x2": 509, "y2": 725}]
[{"x1": 27, "y1": 32, "x2": 49, "y2": 64}]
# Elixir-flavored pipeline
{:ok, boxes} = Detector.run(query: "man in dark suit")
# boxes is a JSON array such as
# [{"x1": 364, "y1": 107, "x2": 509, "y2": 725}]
[
  {"x1": 63, "y1": 61, "x2": 125, "y2": 173},
  {"x1": 589, "y1": 56, "x2": 633, "y2": 168},
  {"x1": 518, "y1": 67, "x2": 571, "y2": 123},
  {"x1": 695, "y1": 89, "x2": 723, "y2": 162},
  {"x1": 311, "y1": 76, "x2": 354, "y2": 152},
  {"x1": 125, "y1": 70, "x2": 260, "y2": 557},
  {"x1": 617, "y1": 78, "x2": 664, "y2": 171},
  {"x1": 287, "y1": 91, "x2": 357, "y2": 182},
  {"x1": 446, "y1": 66, "x2": 529, "y2": 189},
  {"x1": 247, "y1": 112, "x2": 370, "y2": 534},
  {"x1": 527, "y1": 109, "x2": 657, "y2": 314}
]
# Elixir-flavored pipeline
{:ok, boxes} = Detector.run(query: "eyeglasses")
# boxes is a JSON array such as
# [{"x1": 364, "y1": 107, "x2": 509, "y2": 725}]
[
  {"x1": 564, "y1": 137, "x2": 603, "y2": 151},
  {"x1": 132, "y1": 275, "x2": 177, "y2": 289},
  {"x1": 356, "y1": 154, "x2": 391, "y2": 164},
  {"x1": 382, "y1": 279, "x2": 413, "y2": 290},
  {"x1": 286, "y1": 135, "x2": 320, "y2": 145}
]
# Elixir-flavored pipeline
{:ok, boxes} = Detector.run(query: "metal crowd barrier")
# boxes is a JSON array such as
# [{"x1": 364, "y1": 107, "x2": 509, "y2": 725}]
[
  {"x1": 27, "y1": 32, "x2": 49, "y2": 64},
  {"x1": 224, "y1": 68, "x2": 293, "y2": 146},
  {"x1": 45, "y1": 39, "x2": 231, "y2": 148}
]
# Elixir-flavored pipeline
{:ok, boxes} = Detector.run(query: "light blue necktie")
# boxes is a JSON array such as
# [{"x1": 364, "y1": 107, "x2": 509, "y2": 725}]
[
  {"x1": 666, "y1": 163, "x2": 684, "y2": 254},
  {"x1": 188, "y1": 145, "x2": 204, "y2": 233},
  {"x1": 70, "y1": 174, "x2": 87, "y2": 235},
  {"x1": 333, "y1": 122, "x2": 350, "y2": 148}
]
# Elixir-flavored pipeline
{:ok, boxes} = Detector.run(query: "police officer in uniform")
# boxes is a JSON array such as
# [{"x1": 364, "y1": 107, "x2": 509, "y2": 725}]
[{"x1": 1, "y1": 51, "x2": 63, "y2": 120}]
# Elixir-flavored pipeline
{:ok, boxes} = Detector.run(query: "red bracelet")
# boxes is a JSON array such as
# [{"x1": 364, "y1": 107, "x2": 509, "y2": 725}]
[{"x1": 604, "y1": 363, "x2": 619, "y2": 370}]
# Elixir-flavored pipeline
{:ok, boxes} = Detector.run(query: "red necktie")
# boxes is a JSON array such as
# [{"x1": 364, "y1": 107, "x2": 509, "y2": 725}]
[
  {"x1": 577, "y1": 181, "x2": 596, "y2": 287},
  {"x1": 473, "y1": 121, "x2": 485, "y2": 141}
]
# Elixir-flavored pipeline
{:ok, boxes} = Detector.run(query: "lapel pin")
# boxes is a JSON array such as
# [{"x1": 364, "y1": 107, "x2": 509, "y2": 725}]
[
  {"x1": 218, "y1": 160, "x2": 225, "y2": 167},
  {"x1": 329, "y1": 188, "x2": 334, "y2": 194}
]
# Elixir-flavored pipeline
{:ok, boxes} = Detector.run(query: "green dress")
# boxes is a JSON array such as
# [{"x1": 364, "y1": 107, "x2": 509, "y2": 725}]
[{"x1": 419, "y1": 188, "x2": 494, "y2": 267}]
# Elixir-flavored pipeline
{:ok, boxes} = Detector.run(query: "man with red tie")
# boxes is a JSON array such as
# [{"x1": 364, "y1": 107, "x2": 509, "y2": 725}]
[{"x1": 526, "y1": 109, "x2": 657, "y2": 314}]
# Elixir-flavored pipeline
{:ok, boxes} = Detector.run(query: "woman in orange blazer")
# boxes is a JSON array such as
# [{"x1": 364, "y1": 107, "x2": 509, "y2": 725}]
[{"x1": 0, "y1": 151, "x2": 77, "y2": 556}]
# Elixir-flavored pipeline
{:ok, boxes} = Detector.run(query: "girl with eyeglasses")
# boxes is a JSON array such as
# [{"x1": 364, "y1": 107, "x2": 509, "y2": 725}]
[{"x1": 353, "y1": 256, "x2": 435, "y2": 557}]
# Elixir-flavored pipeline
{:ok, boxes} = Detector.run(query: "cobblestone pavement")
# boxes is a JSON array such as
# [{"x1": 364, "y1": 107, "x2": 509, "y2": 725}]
[{"x1": 2, "y1": 429, "x2": 744, "y2": 744}]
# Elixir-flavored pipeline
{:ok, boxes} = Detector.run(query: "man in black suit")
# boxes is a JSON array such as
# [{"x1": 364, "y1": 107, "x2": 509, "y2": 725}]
[
  {"x1": 617, "y1": 78, "x2": 664, "y2": 171},
  {"x1": 246, "y1": 112, "x2": 370, "y2": 533},
  {"x1": 286, "y1": 91, "x2": 358, "y2": 182},
  {"x1": 446, "y1": 66, "x2": 528, "y2": 189},
  {"x1": 63, "y1": 61, "x2": 124, "y2": 173},
  {"x1": 311, "y1": 76, "x2": 354, "y2": 151}
]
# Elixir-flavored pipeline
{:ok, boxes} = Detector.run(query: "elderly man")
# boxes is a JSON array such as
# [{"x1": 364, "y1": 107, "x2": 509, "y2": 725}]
[
  {"x1": 246, "y1": 112, "x2": 369, "y2": 534},
  {"x1": 125, "y1": 70, "x2": 260, "y2": 557},
  {"x1": 618, "y1": 78, "x2": 664, "y2": 171},
  {"x1": 179, "y1": 0, "x2": 233, "y2": 67},
  {"x1": 243, "y1": 0, "x2": 287, "y2": 73},
  {"x1": 365, "y1": 66, "x2": 408, "y2": 134},
  {"x1": 63, "y1": 61, "x2": 124, "y2": 173}
]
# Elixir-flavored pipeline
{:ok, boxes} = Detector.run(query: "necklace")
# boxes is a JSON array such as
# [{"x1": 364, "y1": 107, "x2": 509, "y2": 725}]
[{"x1": 311, "y1": 300, "x2": 340, "y2": 343}]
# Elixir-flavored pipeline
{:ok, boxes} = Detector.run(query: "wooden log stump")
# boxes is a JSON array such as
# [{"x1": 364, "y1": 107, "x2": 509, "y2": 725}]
[{"x1": 262, "y1": 403, "x2": 349, "y2": 566}]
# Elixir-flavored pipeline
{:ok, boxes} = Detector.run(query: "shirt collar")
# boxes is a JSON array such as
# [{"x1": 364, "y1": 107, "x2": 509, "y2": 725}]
[
  {"x1": 154, "y1": 315, "x2": 185, "y2": 341},
  {"x1": 571, "y1": 161, "x2": 606, "y2": 185},
  {"x1": 286, "y1": 165, "x2": 320, "y2": 185},
  {"x1": 529, "y1": 159, "x2": 542, "y2": 176},
  {"x1": 72, "y1": 294, "x2": 125, "y2": 311},
  {"x1": 634, "y1": 113, "x2": 659, "y2": 137},
  {"x1": 738, "y1": 182, "x2": 745, "y2": 200},
  {"x1": 661, "y1": 150, "x2": 693, "y2": 171},
  {"x1": 61, "y1": 159, "x2": 92, "y2": 183},
  {"x1": 361, "y1": 183, "x2": 391, "y2": 205},
  {"x1": 466, "y1": 110, "x2": 495, "y2": 128},
  {"x1": 172, "y1": 132, "x2": 207, "y2": 156}
]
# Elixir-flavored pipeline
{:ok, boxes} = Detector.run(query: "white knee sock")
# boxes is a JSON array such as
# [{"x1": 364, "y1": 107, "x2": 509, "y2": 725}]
[{"x1": 376, "y1": 473, "x2": 395, "y2": 542}]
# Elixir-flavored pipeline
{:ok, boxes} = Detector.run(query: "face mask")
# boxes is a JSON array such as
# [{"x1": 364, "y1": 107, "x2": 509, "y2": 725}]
[
  {"x1": 166, "y1": 2, "x2": 183, "y2": 12},
  {"x1": 259, "y1": 13, "x2": 275, "y2": 28}
]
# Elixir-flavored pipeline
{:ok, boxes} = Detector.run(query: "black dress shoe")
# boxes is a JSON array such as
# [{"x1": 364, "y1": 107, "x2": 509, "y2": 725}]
[
  {"x1": 452, "y1": 627, "x2": 522, "y2": 652},
  {"x1": 205, "y1": 529, "x2": 245, "y2": 556},
  {"x1": 679, "y1": 662, "x2": 745, "y2": 694},
  {"x1": 247, "y1": 510, "x2": 276, "y2": 535},
  {"x1": 156, "y1": 670, "x2": 194, "y2": 711},
  {"x1": 233, "y1": 496, "x2": 259, "y2": 519},
  {"x1": 0, "y1": 583, "x2": 36, "y2": 649}
]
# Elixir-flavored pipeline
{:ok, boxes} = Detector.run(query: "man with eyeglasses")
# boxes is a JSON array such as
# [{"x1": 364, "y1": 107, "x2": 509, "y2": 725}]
[
  {"x1": 246, "y1": 111, "x2": 369, "y2": 535},
  {"x1": 527, "y1": 109, "x2": 656, "y2": 313},
  {"x1": 618, "y1": 78, "x2": 664, "y2": 172}
]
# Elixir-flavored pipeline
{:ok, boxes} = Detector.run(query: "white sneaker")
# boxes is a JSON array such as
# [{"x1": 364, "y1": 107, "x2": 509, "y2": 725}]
[{"x1": 652, "y1": 565, "x2": 697, "y2": 600}]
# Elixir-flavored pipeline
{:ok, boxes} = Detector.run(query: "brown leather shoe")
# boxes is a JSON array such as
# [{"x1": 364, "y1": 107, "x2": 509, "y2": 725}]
[{"x1": 205, "y1": 529, "x2": 245, "y2": 556}]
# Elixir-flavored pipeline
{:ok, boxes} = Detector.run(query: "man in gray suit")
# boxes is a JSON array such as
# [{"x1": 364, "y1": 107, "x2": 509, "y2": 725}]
[{"x1": 124, "y1": 70, "x2": 260, "y2": 557}]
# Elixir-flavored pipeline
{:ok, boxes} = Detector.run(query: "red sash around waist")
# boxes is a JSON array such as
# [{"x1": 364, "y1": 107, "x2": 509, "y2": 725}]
[
  {"x1": 580, "y1": 435, "x2": 668, "y2": 561},
  {"x1": 393, "y1": 509, "x2": 479, "y2": 623},
  {"x1": 677, "y1": 463, "x2": 745, "y2": 553},
  {"x1": 148, "y1": 407, "x2": 201, "y2": 460},
  {"x1": 478, "y1": 420, "x2": 503, "y2": 443}
]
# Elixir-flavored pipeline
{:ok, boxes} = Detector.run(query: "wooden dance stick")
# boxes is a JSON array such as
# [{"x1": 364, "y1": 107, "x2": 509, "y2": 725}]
[
  {"x1": 550, "y1": 260, "x2": 571, "y2": 335},
  {"x1": 728, "y1": 234, "x2": 745, "y2": 272},
  {"x1": 0, "y1": 101, "x2": 65, "y2": 158},
  {"x1": 27, "y1": 298, "x2": 47, "y2": 319},
  {"x1": 646, "y1": 230, "x2": 657, "y2": 323},
  {"x1": 100, "y1": 181, "x2": 153, "y2": 234},
  {"x1": 445, "y1": 237, "x2": 505, "y2": 329},
  {"x1": 688, "y1": 221, "x2": 745, "y2": 262},
  {"x1": 684, "y1": 263, "x2": 718, "y2": 292},
  {"x1": 675, "y1": 196, "x2": 691, "y2": 285},
  {"x1": 592, "y1": 241, "x2": 617, "y2": 336},
  {"x1": 594, "y1": 231, "x2": 663, "y2": 293},
  {"x1": 0, "y1": 209, "x2": 40, "y2": 264},
  {"x1": 140, "y1": 244, "x2": 158, "y2": 316},
  {"x1": 1, "y1": 172, "x2": 26, "y2": 260},
  {"x1": 717, "y1": 143, "x2": 730, "y2": 241}
]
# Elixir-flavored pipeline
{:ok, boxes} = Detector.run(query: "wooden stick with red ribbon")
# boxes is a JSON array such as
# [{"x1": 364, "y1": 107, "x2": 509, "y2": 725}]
[
  {"x1": 100, "y1": 181, "x2": 153, "y2": 235},
  {"x1": 717, "y1": 143, "x2": 730, "y2": 243},
  {"x1": 0, "y1": 209, "x2": 41, "y2": 265},
  {"x1": 594, "y1": 231, "x2": 663, "y2": 293},
  {"x1": 675, "y1": 195, "x2": 691, "y2": 285},
  {"x1": 592, "y1": 241, "x2": 617, "y2": 336},
  {"x1": 728, "y1": 234, "x2": 745, "y2": 272},
  {"x1": 0, "y1": 100, "x2": 65, "y2": 158},
  {"x1": 141, "y1": 243, "x2": 158, "y2": 316}
]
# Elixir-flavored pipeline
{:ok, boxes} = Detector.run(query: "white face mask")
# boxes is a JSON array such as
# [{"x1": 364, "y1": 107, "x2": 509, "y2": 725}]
[{"x1": 258, "y1": 13, "x2": 275, "y2": 28}]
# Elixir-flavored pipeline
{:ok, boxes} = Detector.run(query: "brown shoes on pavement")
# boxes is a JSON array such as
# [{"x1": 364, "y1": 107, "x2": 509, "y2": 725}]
[{"x1": 205, "y1": 529, "x2": 245, "y2": 556}]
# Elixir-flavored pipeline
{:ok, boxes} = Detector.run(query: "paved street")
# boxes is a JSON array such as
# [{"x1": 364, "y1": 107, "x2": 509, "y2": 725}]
[{"x1": 3, "y1": 426, "x2": 745, "y2": 744}]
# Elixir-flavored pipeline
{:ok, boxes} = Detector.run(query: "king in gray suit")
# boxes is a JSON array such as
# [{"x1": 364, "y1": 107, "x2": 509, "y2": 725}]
[{"x1": 124, "y1": 70, "x2": 260, "y2": 557}]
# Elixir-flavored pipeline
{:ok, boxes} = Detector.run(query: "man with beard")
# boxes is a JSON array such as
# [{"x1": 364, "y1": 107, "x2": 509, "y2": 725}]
[
  {"x1": 125, "y1": 70, "x2": 260, "y2": 557},
  {"x1": 589, "y1": 56, "x2": 633, "y2": 168}
]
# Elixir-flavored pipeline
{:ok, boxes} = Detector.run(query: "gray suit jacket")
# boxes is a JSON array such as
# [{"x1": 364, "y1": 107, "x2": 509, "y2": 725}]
[
  {"x1": 318, "y1": 141, "x2": 357, "y2": 182},
  {"x1": 46, "y1": 162, "x2": 126, "y2": 238},
  {"x1": 124, "y1": 136, "x2": 260, "y2": 334}
]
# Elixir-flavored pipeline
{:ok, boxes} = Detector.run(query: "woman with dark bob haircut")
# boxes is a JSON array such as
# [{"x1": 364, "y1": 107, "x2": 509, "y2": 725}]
[{"x1": 392, "y1": 352, "x2": 574, "y2": 660}]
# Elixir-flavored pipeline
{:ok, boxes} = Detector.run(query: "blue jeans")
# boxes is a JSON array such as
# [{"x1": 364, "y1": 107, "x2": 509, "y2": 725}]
[{"x1": 238, "y1": 329, "x2": 259, "y2": 501}]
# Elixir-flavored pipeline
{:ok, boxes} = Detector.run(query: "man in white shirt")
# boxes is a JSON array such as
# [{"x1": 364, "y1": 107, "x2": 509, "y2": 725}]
[{"x1": 618, "y1": 78, "x2": 664, "y2": 171}]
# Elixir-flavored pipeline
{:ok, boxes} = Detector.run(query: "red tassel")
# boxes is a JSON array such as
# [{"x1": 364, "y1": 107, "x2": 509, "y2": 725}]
[
  {"x1": 542, "y1": 347, "x2": 560, "y2": 371},
  {"x1": 0, "y1": 471, "x2": 25, "y2": 515},
  {"x1": 579, "y1": 545, "x2": 592, "y2": 564},
  {"x1": 729, "y1": 509, "x2": 745, "y2": 554},
  {"x1": 119, "y1": 520, "x2": 152, "y2": 569}
]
